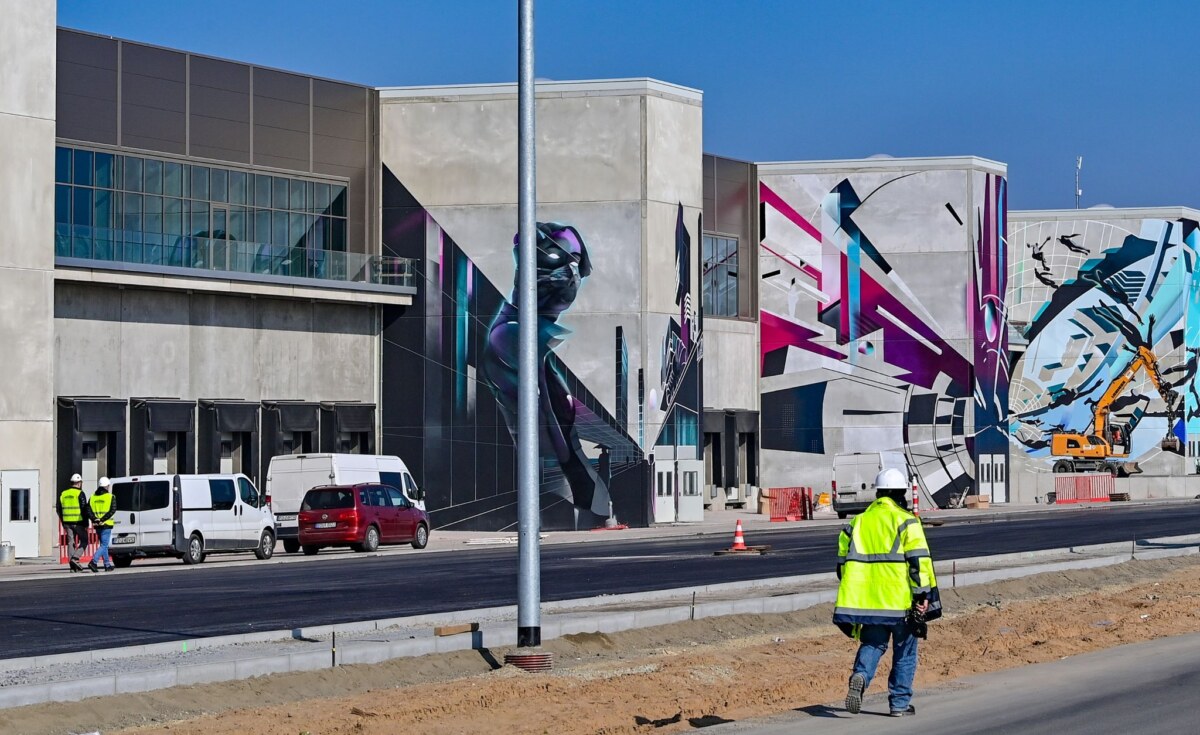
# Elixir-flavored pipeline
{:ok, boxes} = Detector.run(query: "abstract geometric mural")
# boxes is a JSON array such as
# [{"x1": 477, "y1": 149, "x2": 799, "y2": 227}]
[{"x1": 758, "y1": 167, "x2": 1009, "y2": 507}]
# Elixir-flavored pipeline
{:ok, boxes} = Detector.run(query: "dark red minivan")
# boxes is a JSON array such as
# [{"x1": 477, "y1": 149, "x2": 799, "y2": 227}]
[{"x1": 297, "y1": 483, "x2": 430, "y2": 555}]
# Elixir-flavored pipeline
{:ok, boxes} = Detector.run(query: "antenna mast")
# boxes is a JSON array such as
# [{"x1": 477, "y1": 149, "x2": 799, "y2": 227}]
[{"x1": 1075, "y1": 156, "x2": 1083, "y2": 209}]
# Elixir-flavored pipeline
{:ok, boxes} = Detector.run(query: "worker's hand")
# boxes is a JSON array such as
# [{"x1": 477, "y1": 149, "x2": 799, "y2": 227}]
[{"x1": 915, "y1": 600, "x2": 929, "y2": 614}]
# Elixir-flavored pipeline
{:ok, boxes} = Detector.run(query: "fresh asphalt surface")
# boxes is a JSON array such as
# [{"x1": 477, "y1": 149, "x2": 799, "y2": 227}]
[
  {"x1": 2, "y1": 503, "x2": 1199, "y2": 660},
  {"x1": 710, "y1": 631, "x2": 1200, "y2": 734}
]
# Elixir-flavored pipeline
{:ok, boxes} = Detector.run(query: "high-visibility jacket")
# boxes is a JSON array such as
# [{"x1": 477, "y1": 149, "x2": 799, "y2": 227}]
[
  {"x1": 59, "y1": 487, "x2": 85, "y2": 523},
  {"x1": 833, "y1": 496, "x2": 941, "y2": 626},
  {"x1": 90, "y1": 492, "x2": 115, "y2": 527}
]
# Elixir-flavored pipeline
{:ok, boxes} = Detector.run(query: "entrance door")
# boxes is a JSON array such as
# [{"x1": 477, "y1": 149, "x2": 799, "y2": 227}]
[
  {"x1": 676, "y1": 461, "x2": 704, "y2": 522},
  {"x1": 976, "y1": 454, "x2": 1007, "y2": 503},
  {"x1": 653, "y1": 465, "x2": 676, "y2": 523},
  {"x1": 1, "y1": 470, "x2": 39, "y2": 557}
]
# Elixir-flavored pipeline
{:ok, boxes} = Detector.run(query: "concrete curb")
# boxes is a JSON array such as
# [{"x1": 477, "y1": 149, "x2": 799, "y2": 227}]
[{"x1": 1, "y1": 536, "x2": 1197, "y2": 710}]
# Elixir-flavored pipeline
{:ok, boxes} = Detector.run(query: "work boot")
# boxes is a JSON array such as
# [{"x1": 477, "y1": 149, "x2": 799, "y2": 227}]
[
  {"x1": 88, "y1": 560, "x2": 99, "y2": 573},
  {"x1": 105, "y1": 565, "x2": 115, "y2": 572},
  {"x1": 845, "y1": 673, "x2": 865, "y2": 714},
  {"x1": 68, "y1": 559, "x2": 82, "y2": 573},
  {"x1": 890, "y1": 705, "x2": 916, "y2": 717}
]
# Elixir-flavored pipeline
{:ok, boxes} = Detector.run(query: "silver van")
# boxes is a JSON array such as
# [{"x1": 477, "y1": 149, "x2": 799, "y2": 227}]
[
  {"x1": 108, "y1": 473, "x2": 276, "y2": 566},
  {"x1": 832, "y1": 451, "x2": 909, "y2": 518}
]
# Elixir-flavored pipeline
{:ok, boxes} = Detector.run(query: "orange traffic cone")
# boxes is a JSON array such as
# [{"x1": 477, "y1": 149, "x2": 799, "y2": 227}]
[{"x1": 730, "y1": 519, "x2": 748, "y2": 551}]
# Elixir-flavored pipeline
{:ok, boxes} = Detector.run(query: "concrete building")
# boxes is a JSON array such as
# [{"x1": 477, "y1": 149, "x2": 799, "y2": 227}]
[
  {"x1": 1006, "y1": 206, "x2": 1200, "y2": 502},
  {"x1": 755, "y1": 157, "x2": 1009, "y2": 508}
]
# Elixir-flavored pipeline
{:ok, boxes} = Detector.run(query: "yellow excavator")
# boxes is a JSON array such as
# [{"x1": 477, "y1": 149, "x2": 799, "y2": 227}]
[{"x1": 1050, "y1": 345, "x2": 1182, "y2": 476}]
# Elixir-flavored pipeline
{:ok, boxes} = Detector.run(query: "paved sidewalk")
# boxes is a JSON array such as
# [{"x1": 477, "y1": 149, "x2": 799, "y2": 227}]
[{"x1": 1, "y1": 497, "x2": 1191, "y2": 582}]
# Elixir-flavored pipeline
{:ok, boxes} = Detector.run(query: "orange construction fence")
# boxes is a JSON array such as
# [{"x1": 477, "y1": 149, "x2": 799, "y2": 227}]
[
  {"x1": 1053, "y1": 474, "x2": 1114, "y2": 504},
  {"x1": 57, "y1": 524, "x2": 100, "y2": 564},
  {"x1": 766, "y1": 487, "x2": 814, "y2": 521}
]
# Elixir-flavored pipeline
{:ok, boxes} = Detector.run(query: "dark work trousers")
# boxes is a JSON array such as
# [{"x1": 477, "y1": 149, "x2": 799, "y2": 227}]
[{"x1": 64, "y1": 523, "x2": 88, "y2": 563}]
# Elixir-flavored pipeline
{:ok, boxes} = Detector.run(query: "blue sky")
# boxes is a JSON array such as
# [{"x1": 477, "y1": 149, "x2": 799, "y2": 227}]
[{"x1": 59, "y1": 0, "x2": 1199, "y2": 210}]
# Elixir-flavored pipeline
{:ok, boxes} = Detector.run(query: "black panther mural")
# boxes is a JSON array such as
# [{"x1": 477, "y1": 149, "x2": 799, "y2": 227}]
[{"x1": 481, "y1": 223, "x2": 611, "y2": 528}]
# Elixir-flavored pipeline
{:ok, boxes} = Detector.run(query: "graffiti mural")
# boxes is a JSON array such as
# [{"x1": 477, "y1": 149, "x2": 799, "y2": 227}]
[
  {"x1": 1007, "y1": 214, "x2": 1199, "y2": 474},
  {"x1": 758, "y1": 167, "x2": 1009, "y2": 506}
]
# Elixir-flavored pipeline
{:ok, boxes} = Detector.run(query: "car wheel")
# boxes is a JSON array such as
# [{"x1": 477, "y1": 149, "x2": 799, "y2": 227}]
[
  {"x1": 302, "y1": 545, "x2": 320, "y2": 556},
  {"x1": 282, "y1": 539, "x2": 300, "y2": 554},
  {"x1": 112, "y1": 555, "x2": 134, "y2": 568},
  {"x1": 354, "y1": 525, "x2": 380, "y2": 553},
  {"x1": 411, "y1": 523, "x2": 429, "y2": 550},
  {"x1": 254, "y1": 529, "x2": 275, "y2": 560},
  {"x1": 182, "y1": 533, "x2": 204, "y2": 565}
]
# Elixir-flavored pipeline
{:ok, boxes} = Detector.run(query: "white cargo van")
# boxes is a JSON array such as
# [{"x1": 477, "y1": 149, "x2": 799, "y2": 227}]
[
  {"x1": 266, "y1": 454, "x2": 425, "y2": 553},
  {"x1": 832, "y1": 451, "x2": 909, "y2": 518},
  {"x1": 108, "y1": 473, "x2": 276, "y2": 566}
]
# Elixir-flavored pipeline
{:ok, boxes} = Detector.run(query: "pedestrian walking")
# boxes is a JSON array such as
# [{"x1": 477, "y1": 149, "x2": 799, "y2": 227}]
[
  {"x1": 833, "y1": 468, "x2": 941, "y2": 717},
  {"x1": 57, "y1": 473, "x2": 91, "y2": 573},
  {"x1": 88, "y1": 477, "x2": 116, "y2": 572}
]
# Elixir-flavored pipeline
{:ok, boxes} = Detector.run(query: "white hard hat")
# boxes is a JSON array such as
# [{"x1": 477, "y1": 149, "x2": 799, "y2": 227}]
[
  {"x1": 874, "y1": 468, "x2": 909, "y2": 491},
  {"x1": 70, "y1": 473, "x2": 83, "y2": 483},
  {"x1": 98, "y1": 477, "x2": 111, "y2": 488}
]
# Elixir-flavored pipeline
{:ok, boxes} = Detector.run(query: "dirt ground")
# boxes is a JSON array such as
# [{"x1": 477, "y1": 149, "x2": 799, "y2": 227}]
[{"x1": 6, "y1": 555, "x2": 1200, "y2": 735}]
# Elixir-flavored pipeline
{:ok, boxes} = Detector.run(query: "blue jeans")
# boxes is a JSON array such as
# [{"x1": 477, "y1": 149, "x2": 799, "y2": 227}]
[
  {"x1": 93, "y1": 527, "x2": 112, "y2": 568},
  {"x1": 852, "y1": 620, "x2": 918, "y2": 711}
]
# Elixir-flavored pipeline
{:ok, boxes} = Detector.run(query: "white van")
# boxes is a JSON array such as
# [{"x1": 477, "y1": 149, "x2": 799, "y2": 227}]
[
  {"x1": 108, "y1": 473, "x2": 276, "y2": 566},
  {"x1": 266, "y1": 454, "x2": 425, "y2": 553},
  {"x1": 832, "y1": 451, "x2": 909, "y2": 519}
]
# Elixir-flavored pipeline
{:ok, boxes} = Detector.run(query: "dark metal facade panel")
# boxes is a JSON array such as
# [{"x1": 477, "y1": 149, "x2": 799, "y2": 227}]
[
  {"x1": 56, "y1": 31, "x2": 118, "y2": 144},
  {"x1": 189, "y1": 55, "x2": 250, "y2": 93},
  {"x1": 189, "y1": 114, "x2": 251, "y2": 162},
  {"x1": 253, "y1": 68, "x2": 309, "y2": 103},
  {"x1": 312, "y1": 79, "x2": 364, "y2": 113}
]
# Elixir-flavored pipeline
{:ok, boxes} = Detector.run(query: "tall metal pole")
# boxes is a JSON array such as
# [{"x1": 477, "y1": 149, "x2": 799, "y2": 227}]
[{"x1": 516, "y1": 0, "x2": 541, "y2": 649}]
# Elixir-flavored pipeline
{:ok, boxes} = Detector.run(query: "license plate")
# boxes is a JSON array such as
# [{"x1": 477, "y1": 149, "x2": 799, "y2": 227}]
[
  {"x1": 112, "y1": 536, "x2": 136, "y2": 544},
  {"x1": 313, "y1": 522, "x2": 336, "y2": 529},
  {"x1": 277, "y1": 514, "x2": 297, "y2": 521}
]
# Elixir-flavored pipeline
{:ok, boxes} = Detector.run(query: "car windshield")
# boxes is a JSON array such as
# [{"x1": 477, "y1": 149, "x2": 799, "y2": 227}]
[{"x1": 301, "y1": 489, "x2": 355, "y2": 511}]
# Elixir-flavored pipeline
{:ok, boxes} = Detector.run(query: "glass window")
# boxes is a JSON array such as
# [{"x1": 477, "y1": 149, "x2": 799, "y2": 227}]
[
  {"x1": 143, "y1": 158, "x2": 162, "y2": 194},
  {"x1": 255, "y1": 209, "x2": 271, "y2": 244},
  {"x1": 93, "y1": 189, "x2": 113, "y2": 229},
  {"x1": 272, "y1": 210, "x2": 288, "y2": 247},
  {"x1": 228, "y1": 206, "x2": 247, "y2": 241},
  {"x1": 141, "y1": 481, "x2": 170, "y2": 511},
  {"x1": 313, "y1": 182, "x2": 331, "y2": 215},
  {"x1": 9, "y1": 487, "x2": 30, "y2": 521},
  {"x1": 72, "y1": 149, "x2": 93, "y2": 186},
  {"x1": 301, "y1": 488, "x2": 354, "y2": 510},
  {"x1": 290, "y1": 213, "x2": 307, "y2": 249},
  {"x1": 55, "y1": 184, "x2": 71, "y2": 224},
  {"x1": 386, "y1": 487, "x2": 407, "y2": 508},
  {"x1": 330, "y1": 185, "x2": 346, "y2": 217},
  {"x1": 72, "y1": 186, "x2": 93, "y2": 226},
  {"x1": 331, "y1": 218, "x2": 346, "y2": 252},
  {"x1": 272, "y1": 177, "x2": 288, "y2": 210},
  {"x1": 94, "y1": 152, "x2": 115, "y2": 189},
  {"x1": 702, "y1": 234, "x2": 739, "y2": 318},
  {"x1": 55, "y1": 146, "x2": 71, "y2": 183},
  {"x1": 254, "y1": 174, "x2": 271, "y2": 207},
  {"x1": 122, "y1": 193, "x2": 142, "y2": 231},
  {"x1": 191, "y1": 166, "x2": 209, "y2": 201},
  {"x1": 164, "y1": 198, "x2": 184, "y2": 235},
  {"x1": 208, "y1": 479, "x2": 236, "y2": 511},
  {"x1": 142, "y1": 195, "x2": 163, "y2": 233},
  {"x1": 163, "y1": 162, "x2": 183, "y2": 197},
  {"x1": 290, "y1": 178, "x2": 307, "y2": 211},
  {"x1": 123, "y1": 156, "x2": 143, "y2": 192},
  {"x1": 228, "y1": 171, "x2": 247, "y2": 205},
  {"x1": 238, "y1": 477, "x2": 259, "y2": 507},
  {"x1": 113, "y1": 482, "x2": 137, "y2": 512},
  {"x1": 189, "y1": 200, "x2": 209, "y2": 236},
  {"x1": 210, "y1": 168, "x2": 228, "y2": 203}
]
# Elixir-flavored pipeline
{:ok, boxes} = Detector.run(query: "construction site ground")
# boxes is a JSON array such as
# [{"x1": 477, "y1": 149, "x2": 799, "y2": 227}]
[{"x1": 5, "y1": 552, "x2": 1200, "y2": 735}]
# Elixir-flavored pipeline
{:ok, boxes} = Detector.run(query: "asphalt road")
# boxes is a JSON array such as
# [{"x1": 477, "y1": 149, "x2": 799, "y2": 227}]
[
  {"x1": 2, "y1": 503, "x2": 1199, "y2": 660},
  {"x1": 712, "y1": 632, "x2": 1200, "y2": 734}
]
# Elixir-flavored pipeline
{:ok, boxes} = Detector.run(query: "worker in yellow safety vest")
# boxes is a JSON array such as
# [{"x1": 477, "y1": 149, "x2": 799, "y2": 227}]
[
  {"x1": 833, "y1": 468, "x2": 941, "y2": 718},
  {"x1": 88, "y1": 477, "x2": 116, "y2": 572},
  {"x1": 57, "y1": 473, "x2": 92, "y2": 573}
]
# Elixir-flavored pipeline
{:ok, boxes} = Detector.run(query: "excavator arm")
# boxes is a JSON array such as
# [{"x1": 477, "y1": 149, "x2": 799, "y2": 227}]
[{"x1": 1091, "y1": 346, "x2": 1182, "y2": 454}]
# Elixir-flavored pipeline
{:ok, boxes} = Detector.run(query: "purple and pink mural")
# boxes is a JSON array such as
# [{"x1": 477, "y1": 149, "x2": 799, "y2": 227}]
[{"x1": 758, "y1": 164, "x2": 1010, "y2": 506}]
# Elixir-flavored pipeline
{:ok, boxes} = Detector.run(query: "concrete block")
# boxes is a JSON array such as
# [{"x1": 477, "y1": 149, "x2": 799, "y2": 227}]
[
  {"x1": 632, "y1": 607, "x2": 689, "y2": 629},
  {"x1": 762, "y1": 595, "x2": 800, "y2": 615},
  {"x1": 116, "y1": 667, "x2": 176, "y2": 694},
  {"x1": 288, "y1": 650, "x2": 331, "y2": 672},
  {"x1": 391, "y1": 637, "x2": 437, "y2": 658},
  {"x1": 594, "y1": 612, "x2": 637, "y2": 634},
  {"x1": 234, "y1": 655, "x2": 291, "y2": 679},
  {"x1": 434, "y1": 634, "x2": 474, "y2": 654},
  {"x1": 176, "y1": 661, "x2": 237, "y2": 686},
  {"x1": 645, "y1": 94, "x2": 703, "y2": 208},
  {"x1": 48, "y1": 675, "x2": 116, "y2": 703},
  {"x1": 694, "y1": 601, "x2": 737, "y2": 619},
  {"x1": 339, "y1": 646, "x2": 389, "y2": 666}
]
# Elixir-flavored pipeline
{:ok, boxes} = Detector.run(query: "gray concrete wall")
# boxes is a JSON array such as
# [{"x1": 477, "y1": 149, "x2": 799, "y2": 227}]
[
  {"x1": 379, "y1": 81, "x2": 704, "y2": 450},
  {"x1": 0, "y1": 0, "x2": 57, "y2": 554},
  {"x1": 756, "y1": 158, "x2": 1008, "y2": 506},
  {"x1": 54, "y1": 282, "x2": 377, "y2": 404}
]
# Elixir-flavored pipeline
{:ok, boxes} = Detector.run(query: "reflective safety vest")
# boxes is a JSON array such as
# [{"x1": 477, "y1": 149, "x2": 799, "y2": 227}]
[
  {"x1": 833, "y1": 496, "x2": 940, "y2": 626},
  {"x1": 90, "y1": 492, "x2": 114, "y2": 527},
  {"x1": 60, "y1": 488, "x2": 84, "y2": 523}
]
